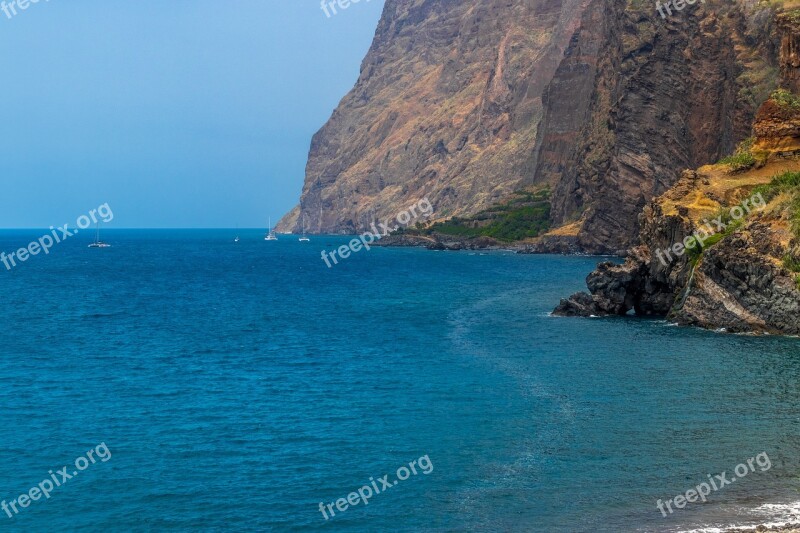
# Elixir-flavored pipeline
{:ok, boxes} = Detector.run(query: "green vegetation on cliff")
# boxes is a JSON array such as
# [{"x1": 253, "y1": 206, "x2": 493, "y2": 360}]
[
  {"x1": 718, "y1": 137, "x2": 757, "y2": 171},
  {"x1": 685, "y1": 171, "x2": 800, "y2": 266},
  {"x1": 771, "y1": 88, "x2": 800, "y2": 110},
  {"x1": 685, "y1": 214, "x2": 744, "y2": 266},
  {"x1": 753, "y1": 171, "x2": 800, "y2": 238},
  {"x1": 401, "y1": 188, "x2": 551, "y2": 242},
  {"x1": 782, "y1": 253, "x2": 800, "y2": 290},
  {"x1": 764, "y1": 171, "x2": 800, "y2": 288},
  {"x1": 753, "y1": 169, "x2": 800, "y2": 200}
]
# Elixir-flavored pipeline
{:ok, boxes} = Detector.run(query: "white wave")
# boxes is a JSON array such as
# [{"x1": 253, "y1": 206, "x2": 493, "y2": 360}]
[{"x1": 677, "y1": 500, "x2": 800, "y2": 532}]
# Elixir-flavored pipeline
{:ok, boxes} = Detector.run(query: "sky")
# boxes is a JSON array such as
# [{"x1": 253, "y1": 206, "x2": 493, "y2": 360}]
[{"x1": 0, "y1": 0, "x2": 386, "y2": 228}]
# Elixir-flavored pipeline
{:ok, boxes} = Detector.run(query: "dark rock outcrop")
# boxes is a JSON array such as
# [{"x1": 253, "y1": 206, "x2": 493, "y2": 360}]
[
  {"x1": 554, "y1": 81, "x2": 800, "y2": 333},
  {"x1": 518, "y1": 233, "x2": 583, "y2": 254},
  {"x1": 553, "y1": 202, "x2": 800, "y2": 334},
  {"x1": 778, "y1": 11, "x2": 800, "y2": 93},
  {"x1": 674, "y1": 223, "x2": 800, "y2": 334}
]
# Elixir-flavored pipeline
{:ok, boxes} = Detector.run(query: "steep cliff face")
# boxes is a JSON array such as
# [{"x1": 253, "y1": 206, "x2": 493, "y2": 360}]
[
  {"x1": 553, "y1": 23, "x2": 800, "y2": 336},
  {"x1": 530, "y1": 0, "x2": 607, "y2": 196},
  {"x1": 536, "y1": 0, "x2": 777, "y2": 253},
  {"x1": 554, "y1": 160, "x2": 800, "y2": 334},
  {"x1": 675, "y1": 220, "x2": 800, "y2": 333},
  {"x1": 278, "y1": 0, "x2": 592, "y2": 233},
  {"x1": 281, "y1": 0, "x2": 779, "y2": 247},
  {"x1": 779, "y1": 11, "x2": 800, "y2": 93}
]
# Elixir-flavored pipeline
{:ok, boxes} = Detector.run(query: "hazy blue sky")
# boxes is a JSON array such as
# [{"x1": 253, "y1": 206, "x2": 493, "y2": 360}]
[{"x1": 0, "y1": 0, "x2": 385, "y2": 228}]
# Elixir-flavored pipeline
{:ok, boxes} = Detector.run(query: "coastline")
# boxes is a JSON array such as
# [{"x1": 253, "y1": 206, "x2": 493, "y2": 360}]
[
  {"x1": 684, "y1": 526, "x2": 800, "y2": 533},
  {"x1": 675, "y1": 498, "x2": 800, "y2": 533},
  {"x1": 374, "y1": 231, "x2": 605, "y2": 255},
  {"x1": 373, "y1": 232, "x2": 508, "y2": 251},
  {"x1": 720, "y1": 525, "x2": 800, "y2": 532}
]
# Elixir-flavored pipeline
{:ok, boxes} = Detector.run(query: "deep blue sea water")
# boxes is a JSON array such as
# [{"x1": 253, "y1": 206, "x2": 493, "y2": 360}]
[{"x1": 1, "y1": 229, "x2": 800, "y2": 532}]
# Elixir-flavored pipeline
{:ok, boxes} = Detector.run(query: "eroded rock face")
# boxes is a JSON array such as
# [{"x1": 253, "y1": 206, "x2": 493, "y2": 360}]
[
  {"x1": 280, "y1": 0, "x2": 778, "y2": 250},
  {"x1": 551, "y1": 213, "x2": 800, "y2": 333},
  {"x1": 671, "y1": 224, "x2": 800, "y2": 334},
  {"x1": 553, "y1": 166, "x2": 800, "y2": 334},
  {"x1": 554, "y1": 6, "x2": 800, "y2": 334},
  {"x1": 553, "y1": 174, "x2": 698, "y2": 318},
  {"x1": 277, "y1": 0, "x2": 593, "y2": 234},
  {"x1": 540, "y1": 0, "x2": 776, "y2": 253},
  {"x1": 778, "y1": 12, "x2": 800, "y2": 93},
  {"x1": 753, "y1": 98, "x2": 800, "y2": 153}
]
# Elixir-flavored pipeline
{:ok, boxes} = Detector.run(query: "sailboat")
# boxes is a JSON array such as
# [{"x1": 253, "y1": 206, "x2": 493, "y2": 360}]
[
  {"x1": 265, "y1": 217, "x2": 278, "y2": 241},
  {"x1": 88, "y1": 222, "x2": 111, "y2": 248},
  {"x1": 299, "y1": 214, "x2": 310, "y2": 242}
]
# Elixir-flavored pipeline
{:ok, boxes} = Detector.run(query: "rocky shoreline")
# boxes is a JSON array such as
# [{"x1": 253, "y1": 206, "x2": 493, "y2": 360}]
[
  {"x1": 379, "y1": 7, "x2": 800, "y2": 336},
  {"x1": 374, "y1": 233, "x2": 509, "y2": 251},
  {"x1": 552, "y1": 161, "x2": 800, "y2": 334},
  {"x1": 725, "y1": 527, "x2": 800, "y2": 532},
  {"x1": 375, "y1": 231, "x2": 599, "y2": 255},
  {"x1": 380, "y1": 148, "x2": 800, "y2": 335},
  {"x1": 551, "y1": 12, "x2": 800, "y2": 336}
]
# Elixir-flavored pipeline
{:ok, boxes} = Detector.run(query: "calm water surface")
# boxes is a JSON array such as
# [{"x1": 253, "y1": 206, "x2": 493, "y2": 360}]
[{"x1": 0, "y1": 229, "x2": 798, "y2": 532}]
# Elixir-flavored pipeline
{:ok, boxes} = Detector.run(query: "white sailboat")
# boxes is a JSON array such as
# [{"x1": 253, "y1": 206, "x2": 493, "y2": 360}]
[
  {"x1": 88, "y1": 222, "x2": 111, "y2": 248},
  {"x1": 299, "y1": 214, "x2": 310, "y2": 242},
  {"x1": 265, "y1": 217, "x2": 278, "y2": 241}
]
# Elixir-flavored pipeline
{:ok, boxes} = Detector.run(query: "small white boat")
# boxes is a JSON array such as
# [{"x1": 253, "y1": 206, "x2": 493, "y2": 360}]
[
  {"x1": 88, "y1": 222, "x2": 111, "y2": 248},
  {"x1": 299, "y1": 215, "x2": 310, "y2": 242},
  {"x1": 265, "y1": 217, "x2": 278, "y2": 241}
]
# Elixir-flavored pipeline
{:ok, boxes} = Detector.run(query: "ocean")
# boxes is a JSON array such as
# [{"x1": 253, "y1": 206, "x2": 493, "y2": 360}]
[{"x1": 0, "y1": 229, "x2": 799, "y2": 532}]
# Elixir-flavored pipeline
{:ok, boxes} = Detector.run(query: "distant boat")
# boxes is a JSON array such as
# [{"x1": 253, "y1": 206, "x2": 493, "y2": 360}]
[
  {"x1": 235, "y1": 225, "x2": 240, "y2": 243},
  {"x1": 299, "y1": 215, "x2": 310, "y2": 242},
  {"x1": 265, "y1": 217, "x2": 278, "y2": 241},
  {"x1": 88, "y1": 222, "x2": 111, "y2": 248}
]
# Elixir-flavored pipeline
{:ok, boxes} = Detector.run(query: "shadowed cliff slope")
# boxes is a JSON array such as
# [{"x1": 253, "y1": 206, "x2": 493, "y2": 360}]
[{"x1": 536, "y1": 0, "x2": 777, "y2": 253}]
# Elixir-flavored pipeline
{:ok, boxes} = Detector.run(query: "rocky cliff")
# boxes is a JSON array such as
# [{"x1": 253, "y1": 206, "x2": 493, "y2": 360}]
[
  {"x1": 537, "y1": 0, "x2": 777, "y2": 253},
  {"x1": 280, "y1": 0, "x2": 779, "y2": 253},
  {"x1": 278, "y1": 0, "x2": 593, "y2": 233},
  {"x1": 553, "y1": 24, "x2": 800, "y2": 336},
  {"x1": 553, "y1": 160, "x2": 800, "y2": 333}
]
